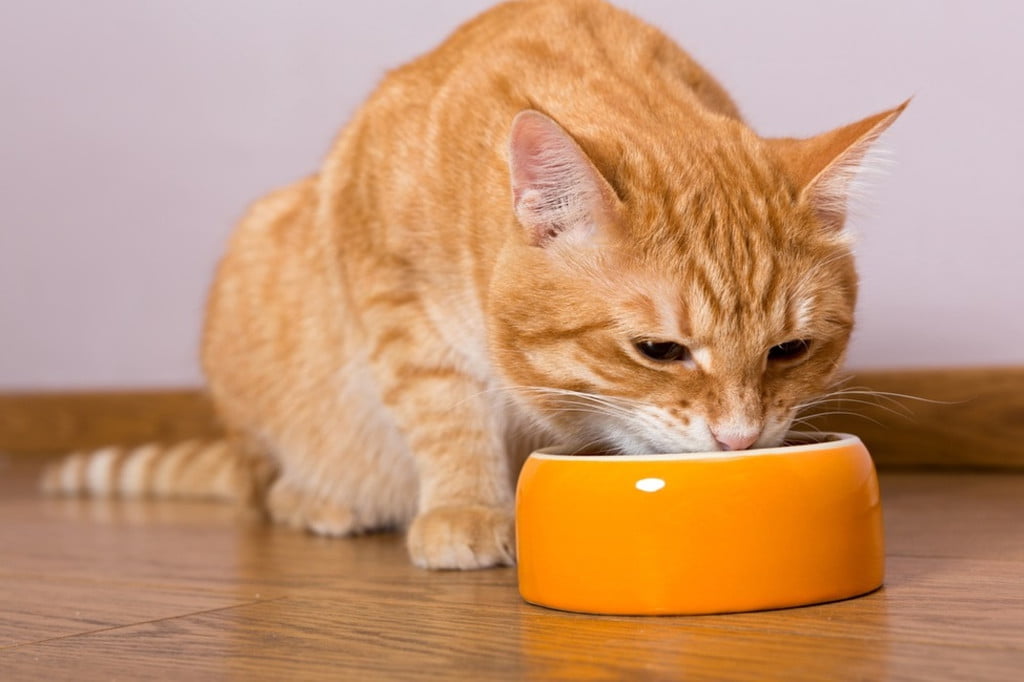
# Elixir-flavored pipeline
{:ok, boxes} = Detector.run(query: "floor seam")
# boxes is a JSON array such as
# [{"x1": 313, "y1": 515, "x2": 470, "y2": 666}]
[
  {"x1": 0, "y1": 569, "x2": 285, "y2": 596},
  {"x1": 0, "y1": 596, "x2": 288, "y2": 652}
]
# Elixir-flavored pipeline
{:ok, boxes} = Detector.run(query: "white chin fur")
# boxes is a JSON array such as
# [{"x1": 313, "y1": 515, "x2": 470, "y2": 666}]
[{"x1": 609, "y1": 415, "x2": 791, "y2": 455}]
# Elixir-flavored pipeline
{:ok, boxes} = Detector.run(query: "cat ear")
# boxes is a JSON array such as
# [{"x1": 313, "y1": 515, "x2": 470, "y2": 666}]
[
  {"x1": 508, "y1": 110, "x2": 621, "y2": 247},
  {"x1": 769, "y1": 100, "x2": 909, "y2": 228}
]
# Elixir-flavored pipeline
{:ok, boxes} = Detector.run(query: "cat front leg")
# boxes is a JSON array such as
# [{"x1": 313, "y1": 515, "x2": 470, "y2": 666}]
[
  {"x1": 369, "y1": 322, "x2": 515, "y2": 569},
  {"x1": 388, "y1": 369, "x2": 515, "y2": 569}
]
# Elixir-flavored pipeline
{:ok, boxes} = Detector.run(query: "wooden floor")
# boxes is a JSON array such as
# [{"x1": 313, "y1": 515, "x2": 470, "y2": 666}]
[{"x1": 1, "y1": 454, "x2": 1022, "y2": 681}]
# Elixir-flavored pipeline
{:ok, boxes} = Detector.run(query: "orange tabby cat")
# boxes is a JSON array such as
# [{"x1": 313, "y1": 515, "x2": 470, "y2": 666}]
[{"x1": 43, "y1": 0, "x2": 906, "y2": 569}]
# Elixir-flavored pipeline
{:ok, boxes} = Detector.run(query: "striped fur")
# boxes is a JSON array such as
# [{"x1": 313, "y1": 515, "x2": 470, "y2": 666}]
[
  {"x1": 40, "y1": 440, "x2": 264, "y2": 503},
  {"x1": 45, "y1": 1, "x2": 907, "y2": 570}
]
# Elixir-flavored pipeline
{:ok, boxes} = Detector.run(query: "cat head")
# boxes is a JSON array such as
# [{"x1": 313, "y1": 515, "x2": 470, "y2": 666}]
[{"x1": 489, "y1": 103, "x2": 906, "y2": 454}]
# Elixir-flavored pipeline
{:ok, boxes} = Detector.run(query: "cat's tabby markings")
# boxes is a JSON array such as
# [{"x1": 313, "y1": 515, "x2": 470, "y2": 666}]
[{"x1": 43, "y1": 0, "x2": 906, "y2": 569}]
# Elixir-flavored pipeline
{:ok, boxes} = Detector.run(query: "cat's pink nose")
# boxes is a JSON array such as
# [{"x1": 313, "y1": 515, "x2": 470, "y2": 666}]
[{"x1": 712, "y1": 429, "x2": 760, "y2": 451}]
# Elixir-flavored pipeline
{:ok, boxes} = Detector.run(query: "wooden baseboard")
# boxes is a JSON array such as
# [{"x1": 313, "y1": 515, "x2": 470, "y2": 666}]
[
  {"x1": 2, "y1": 366, "x2": 1022, "y2": 469},
  {"x1": 0, "y1": 389, "x2": 222, "y2": 455},
  {"x1": 810, "y1": 366, "x2": 1024, "y2": 470}
]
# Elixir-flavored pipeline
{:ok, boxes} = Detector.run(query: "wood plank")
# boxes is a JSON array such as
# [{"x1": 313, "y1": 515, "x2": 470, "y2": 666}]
[
  {"x1": 706, "y1": 556, "x2": 1024, "y2": 650},
  {"x1": 881, "y1": 472, "x2": 1024, "y2": 560},
  {"x1": 1, "y1": 456, "x2": 1022, "y2": 680},
  {"x1": 0, "y1": 365, "x2": 1022, "y2": 467},
  {"x1": 0, "y1": 453, "x2": 490, "y2": 595},
  {"x1": 1, "y1": 585, "x2": 1022, "y2": 682},
  {"x1": 0, "y1": 575, "x2": 260, "y2": 649}
]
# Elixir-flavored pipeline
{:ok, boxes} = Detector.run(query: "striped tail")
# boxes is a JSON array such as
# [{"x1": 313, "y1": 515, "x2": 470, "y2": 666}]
[{"x1": 40, "y1": 439, "x2": 264, "y2": 504}]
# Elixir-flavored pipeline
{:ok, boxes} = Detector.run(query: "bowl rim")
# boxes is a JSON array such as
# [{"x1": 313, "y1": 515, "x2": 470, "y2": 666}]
[{"x1": 529, "y1": 432, "x2": 861, "y2": 462}]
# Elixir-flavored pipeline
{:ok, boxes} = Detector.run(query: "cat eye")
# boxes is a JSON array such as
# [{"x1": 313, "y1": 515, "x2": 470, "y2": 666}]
[
  {"x1": 635, "y1": 341, "x2": 692, "y2": 363},
  {"x1": 768, "y1": 339, "x2": 811, "y2": 362}
]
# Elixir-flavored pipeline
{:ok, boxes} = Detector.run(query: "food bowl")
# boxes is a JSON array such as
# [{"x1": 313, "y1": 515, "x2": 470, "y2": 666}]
[{"x1": 515, "y1": 433, "x2": 883, "y2": 615}]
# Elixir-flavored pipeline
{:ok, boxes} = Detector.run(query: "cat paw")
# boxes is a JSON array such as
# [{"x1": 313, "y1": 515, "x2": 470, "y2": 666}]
[
  {"x1": 407, "y1": 505, "x2": 515, "y2": 570},
  {"x1": 303, "y1": 500, "x2": 357, "y2": 537},
  {"x1": 266, "y1": 479, "x2": 307, "y2": 527},
  {"x1": 267, "y1": 480, "x2": 356, "y2": 537}
]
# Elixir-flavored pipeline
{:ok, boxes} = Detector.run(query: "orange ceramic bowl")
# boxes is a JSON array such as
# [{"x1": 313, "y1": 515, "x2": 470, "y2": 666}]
[{"x1": 515, "y1": 433, "x2": 883, "y2": 615}]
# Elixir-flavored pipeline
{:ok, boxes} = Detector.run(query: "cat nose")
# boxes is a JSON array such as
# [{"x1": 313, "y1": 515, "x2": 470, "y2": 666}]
[{"x1": 711, "y1": 428, "x2": 761, "y2": 451}]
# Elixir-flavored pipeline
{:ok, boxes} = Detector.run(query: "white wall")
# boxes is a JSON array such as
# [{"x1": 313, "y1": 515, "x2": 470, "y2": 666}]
[{"x1": 2, "y1": 0, "x2": 1021, "y2": 389}]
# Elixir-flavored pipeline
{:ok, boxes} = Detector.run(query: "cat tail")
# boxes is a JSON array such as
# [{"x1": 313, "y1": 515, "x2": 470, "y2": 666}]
[{"x1": 40, "y1": 439, "x2": 270, "y2": 505}]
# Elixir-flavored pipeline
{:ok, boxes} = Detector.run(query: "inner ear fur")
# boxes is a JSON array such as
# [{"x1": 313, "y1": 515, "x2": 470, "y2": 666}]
[
  {"x1": 767, "y1": 100, "x2": 909, "y2": 227},
  {"x1": 507, "y1": 110, "x2": 622, "y2": 247}
]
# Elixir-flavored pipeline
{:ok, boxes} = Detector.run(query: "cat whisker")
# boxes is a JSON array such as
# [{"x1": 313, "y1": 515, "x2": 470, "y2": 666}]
[
  {"x1": 784, "y1": 423, "x2": 831, "y2": 439},
  {"x1": 796, "y1": 382, "x2": 947, "y2": 419},
  {"x1": 508, "y1": 386, "x2": 645, "y2": 418},
  {"x1": 545, "y1": 405, "x2": 633, "y2": 421},
  {"x1": 824, "y1": 374, "x2": 857, "y2": 391},
  {"x1": 446, "y1": 385, "x2": 533, "y2": 411},
  {"x1": 812, "y1": 381, "x2": 959, "y2": 413},
  {"x1": 564, "y1": 437, "x2": 609, "y2": 457},
  {"x1": 798, "y1": 396, "x2": 912, "y2": 420},
  {"x1": 828, "y1": 387, "x2": 958, "y2": 406},
  {"x1": 512, "y1": 385, "x2": 646, "y2": 407},
  {"x1": 793, "y1": 410, "x2": 886, "y2": 429}
]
